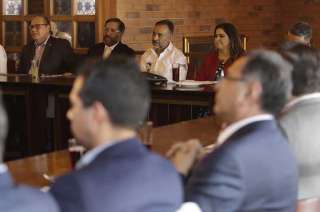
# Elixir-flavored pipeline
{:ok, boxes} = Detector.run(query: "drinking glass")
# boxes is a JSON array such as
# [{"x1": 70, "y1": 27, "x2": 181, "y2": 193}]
[
  {"x1": 172, "y1": 63, "x2": 180, "y2": 82},
  {"x1": 138, "y1": 121, "x2": 154, "y2": 150},
  {"x1": 68, "y1": 138, "x2": 85, "y2": 168}
]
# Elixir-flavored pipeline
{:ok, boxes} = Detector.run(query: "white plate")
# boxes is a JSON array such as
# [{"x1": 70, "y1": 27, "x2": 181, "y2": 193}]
[
  {"x1": 177, "y1": 80, "x2": 216, "y2": 88},
  {"x1": 175, "y1": 86, "x2": 204, "y2": 91}
]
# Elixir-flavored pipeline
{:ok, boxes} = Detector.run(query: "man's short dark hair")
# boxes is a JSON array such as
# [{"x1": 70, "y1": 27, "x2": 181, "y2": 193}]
[
  {"x1": 243, "y1": 50, "x2": 292, "y2": 115},
  {"x1": 105, "y1": 18, "x2": 125, "y2": 33},
  {"x1": 282, "y1": 44, "x2": 320, "y2": 96},
  {"x1": 289, "y1": 22, "x2": 312, "y2": 40},
  {"x1": 78, "y1": 57, "x2": 150, "y2": 129},
  {"x1": 155, "y1": 19, "x2": 174, "y2": 33}
]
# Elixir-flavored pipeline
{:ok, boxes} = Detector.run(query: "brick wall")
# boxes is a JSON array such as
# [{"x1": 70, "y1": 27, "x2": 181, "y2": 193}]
[{"x1": 117, "y1": 0, "x2": 284, "y2": 51}]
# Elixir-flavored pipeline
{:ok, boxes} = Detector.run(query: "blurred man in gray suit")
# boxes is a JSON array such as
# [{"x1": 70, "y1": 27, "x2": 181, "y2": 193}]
[
  {"x1": 280, "y1": 44, "x2": 320, "y2": 199},
  {"x1": 169, "y1": 50, "x2": 297, "y2": 212},
  {"x1": 0, "y1": 95, "x2": 58, "y2": 212}
]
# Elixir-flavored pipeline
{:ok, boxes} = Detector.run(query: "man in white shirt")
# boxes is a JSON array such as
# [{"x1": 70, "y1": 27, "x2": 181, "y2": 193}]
[
  {"x1": 0, "y1": 94, "x2": 58, "y2": 212},
  {"x1": 168, "y1": 50, "x2": 298, "y2": 212},
  {"x1": 0, "y1": 45, "x2": 7, "y2": 74},
  {"x1": 280, "y1": 44, "x2": 320, "y2": 199},
  {"x1": 140, "y1": 19, "x2": 187, "y2": 81}
]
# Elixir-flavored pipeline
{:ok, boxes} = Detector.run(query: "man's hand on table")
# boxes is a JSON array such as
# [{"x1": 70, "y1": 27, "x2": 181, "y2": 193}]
[{"x1": 166, "y1": 139, "x2": 203, "y2": 175}]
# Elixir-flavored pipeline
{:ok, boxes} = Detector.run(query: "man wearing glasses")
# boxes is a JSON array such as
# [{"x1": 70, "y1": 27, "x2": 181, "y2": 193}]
[
  {"x1": 18, "y1": 16, "x2": 75, "y2": 75},
  {"x1": 168, "y1": 51, "x2": 298, "y2": 212},
  {"x1": 87, "y1": 18, "x2": 135, "y2": 60}
]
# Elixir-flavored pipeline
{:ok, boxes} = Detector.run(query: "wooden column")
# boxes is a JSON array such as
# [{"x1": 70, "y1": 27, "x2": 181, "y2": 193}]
[{"x1": 96, "y1": 0, "x2": 117, "y2": 42}]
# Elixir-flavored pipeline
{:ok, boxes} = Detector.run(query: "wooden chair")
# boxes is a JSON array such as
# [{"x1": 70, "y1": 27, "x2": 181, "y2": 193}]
[
  {"x1": 183, "y1": 34, "x2": 247, "y2": 79},
  {"x1": 183, "y1": 35, "x2": 213, "y2": 79},
  {"x1": 296, "y1": 197, "x2": 320, "y2": 212}
]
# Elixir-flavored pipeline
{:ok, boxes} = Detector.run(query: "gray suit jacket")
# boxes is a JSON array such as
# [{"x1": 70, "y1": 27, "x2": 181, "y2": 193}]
[
  {"x1": 0, "y1": 172, "x2": 58, "y2": 212},
  {"x1": 280, "y1": 95, "x2": 320, "y2": 199},
  {"x1": 186, "y1": 120, "x2": 297, "y2": 212}
]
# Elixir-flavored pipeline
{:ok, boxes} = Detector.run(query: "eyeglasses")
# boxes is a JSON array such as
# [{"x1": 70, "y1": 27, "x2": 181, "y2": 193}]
[
  {"x1": 104, "y1": 27, "x2": 120, "y2": 33},
  {"x1": 29, "y1": 24, "x2": 48, "y2": 30}
]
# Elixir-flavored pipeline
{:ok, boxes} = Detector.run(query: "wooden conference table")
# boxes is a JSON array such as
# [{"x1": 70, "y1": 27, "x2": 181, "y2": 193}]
[
  {"x1": 0, "y1": 74, "x2": 215, "y2": 158},
  {"x1": 6, "y1": 115, "x2": 221, "y2": 187}
]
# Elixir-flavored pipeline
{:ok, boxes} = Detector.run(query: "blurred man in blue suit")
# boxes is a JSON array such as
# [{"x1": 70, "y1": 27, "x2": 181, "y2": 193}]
[
  {"x1": 50, "y1": 57, "x2": 183, "y2": 212},
  {"x1": 0, "y1": 95, "x2": 58, "y2": 212},
  {"x1": 169, "y1": 50, "x2": 298, "y2": 212}
]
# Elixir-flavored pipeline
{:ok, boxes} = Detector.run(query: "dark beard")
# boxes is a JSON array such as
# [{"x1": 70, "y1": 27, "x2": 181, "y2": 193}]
[{"x1": 104, "y1": 36, "x2": 118, "y2": 47}]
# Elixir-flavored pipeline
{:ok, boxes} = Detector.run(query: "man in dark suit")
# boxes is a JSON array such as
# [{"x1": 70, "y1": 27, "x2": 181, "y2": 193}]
[
  {"x1": 17, "y1": 16, "x2": 75, "y2": 75},
  {"x1": 0, "y1": 94, "x2": 58, "y2": 212},
  {"x1": 87, "y1": 18, "x2": 135, "y2": 60},
  {"x1": 287, "y1": 22, "x2": 312, "y2": 46},
  {"x1": 50, "y1": 57, "x2": 183, "y2": 212},
  {"x1": 168, "y1": 50, "x2": 298, "y2": 212}
]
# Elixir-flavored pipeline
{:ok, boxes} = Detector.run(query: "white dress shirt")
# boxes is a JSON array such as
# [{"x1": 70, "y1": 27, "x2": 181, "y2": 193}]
[
  {"x1": 176, "y1": 202, "x2": 202, "y2": 212},
  {"x1": 140, "y1": 42, "x2": 187, "y2": 81},
  {"x1": 0, "y1": 45, "x2": 7, "y2": 74}
]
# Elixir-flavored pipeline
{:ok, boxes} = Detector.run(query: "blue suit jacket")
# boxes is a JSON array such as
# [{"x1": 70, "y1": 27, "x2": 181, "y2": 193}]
[
  {"x1": 50, "y1": 138, "x2": 183, "y2": 212},
  {"x1": 0, "y1": 172, "x2": 58, "y2": 212},
  {"x1": 186, "y1": 120, "x2": 298, "y2": 212}
]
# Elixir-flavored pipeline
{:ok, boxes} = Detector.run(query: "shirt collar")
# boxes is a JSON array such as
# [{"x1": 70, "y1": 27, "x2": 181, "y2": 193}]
[
  {"x1": 151, "y1": 42, "x2": 173, "y2": 57},
  {"x1": 283, "y1": 92, "x2": 320, "y2": 112},
  {"x1": 76, "y1": 141, "x2": 117, "y2": 169},
  {"x1": 105, "y1": 42, "x2": 119, "y2": 51},
  {"x1": 0, "y1": 163, "x2": 8, "y2": 175},
  {"x1": 34, "y1": 35, "x2": 50, "y2": 47},
  {"x1": 217, "y1": 114, "x2": 274, "y2": 146}
]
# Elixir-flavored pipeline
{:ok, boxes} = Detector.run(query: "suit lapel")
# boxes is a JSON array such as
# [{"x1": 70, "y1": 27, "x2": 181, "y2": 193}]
[
  {"x1": 39, "y1": 36, "x2": 53, "y2": 72},
  {"x1": 30, "y1": 44, "x2": 36, "y2": 61},
  {"x1": 112, "y1": 42, "x2": 121, "y2": 53},
  {"x1": 21, "y1": 43, "x2": 35, "y2": 73},
  {"x1": 97, "y1": 43, "x2": 105, "y2": 59},
  {"x1": 226, "y1": 120, "x2": 275, "y2": 143}
]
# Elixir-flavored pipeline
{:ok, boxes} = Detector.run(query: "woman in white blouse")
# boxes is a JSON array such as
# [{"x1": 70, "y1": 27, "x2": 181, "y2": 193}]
[{"x1": 0, "y1": 45, "x2": 7, "y2": 74}]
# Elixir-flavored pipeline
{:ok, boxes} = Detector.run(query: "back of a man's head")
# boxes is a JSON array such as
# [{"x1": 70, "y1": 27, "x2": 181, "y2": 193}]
[
  {"x1": 243, "y1": 50, "x2": 292, "y2": 115},
  {"x1": 79, "y1": 57, "x2": 150, "y2": 129},
  {"x1": 288, "y1": 22, "x2": 312, "y2": 44},
  {"x1": 283, "y1": 44, "x2": 320, "y2": 96},
  {"x1": 0, "y1": 95, "x2": 8, "y2": 162}
]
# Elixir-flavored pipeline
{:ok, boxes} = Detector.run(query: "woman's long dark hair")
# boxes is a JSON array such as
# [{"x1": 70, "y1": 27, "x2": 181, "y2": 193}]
[{"x1": 214, "y1": 22, "x2": 245, "y2": 61}]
